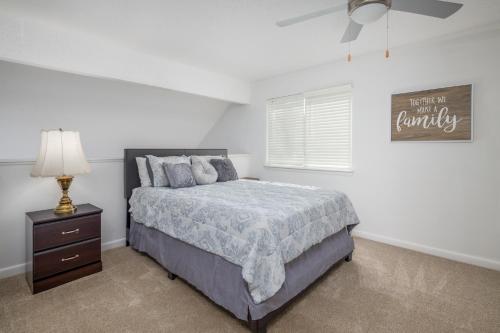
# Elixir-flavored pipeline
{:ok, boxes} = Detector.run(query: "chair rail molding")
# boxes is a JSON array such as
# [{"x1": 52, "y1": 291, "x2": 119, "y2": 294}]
[{"x1": 0, "y1": 158, "x2": 124, "y2": 166}]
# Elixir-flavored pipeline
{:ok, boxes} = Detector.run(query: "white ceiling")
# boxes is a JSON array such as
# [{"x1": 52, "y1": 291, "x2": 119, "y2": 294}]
[{"x1": 2, "y1": 0, "x2": 500, "y2": 82}]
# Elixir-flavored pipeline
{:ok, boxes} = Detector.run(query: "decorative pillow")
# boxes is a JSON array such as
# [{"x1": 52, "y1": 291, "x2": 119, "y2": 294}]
[
  {"x1": 146, "y1": 155, "x2": 190, "y2": 187},
  {"x1": 163, "y1": 163, "x2": 196, "y2": 189},
  {"x1": 135, "y1": 157, "x2": 152, "y2": 187},
  {"x1": 190, "y1": 155, "x2": 224, "y2": 164},
  {"x1": 209, "y1": 158, "x2": 238, "y2": 182},
  {"x1": 191, "y1": 159, "x2": 218, "y2": 185}
]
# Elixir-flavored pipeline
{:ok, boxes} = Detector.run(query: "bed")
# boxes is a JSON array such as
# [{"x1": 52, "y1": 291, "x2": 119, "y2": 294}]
[{"x1": 124, "y1": 149, "x2": 359, "y2": 333}]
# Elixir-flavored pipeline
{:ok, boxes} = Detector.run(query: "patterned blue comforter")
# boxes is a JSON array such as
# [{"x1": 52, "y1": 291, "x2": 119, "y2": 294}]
[{"x1": 129, "y1": 180, "x2": 359, "y2": 303}]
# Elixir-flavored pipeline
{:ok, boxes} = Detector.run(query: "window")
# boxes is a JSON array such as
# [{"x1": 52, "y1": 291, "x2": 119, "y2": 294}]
[{"x1": 266, "y1": 85, "x2": 352, "y2": 172}]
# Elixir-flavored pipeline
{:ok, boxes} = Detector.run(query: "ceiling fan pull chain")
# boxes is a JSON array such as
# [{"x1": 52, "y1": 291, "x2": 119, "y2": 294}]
[
  {"x1": 385, "y1": 7, "x2": 390, "y2": 59},
  {"x1": 348, "y1": 41, "x2": 352, "y2": 62},
  {"x1": 348, "y1": 23, "x2": 352, "y2": 62}
]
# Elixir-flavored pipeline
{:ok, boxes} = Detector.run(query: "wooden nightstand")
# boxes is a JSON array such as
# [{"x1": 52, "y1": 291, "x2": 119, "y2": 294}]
[{"x1": 26, "y1": 204, "x2": 103, "y2": 294}]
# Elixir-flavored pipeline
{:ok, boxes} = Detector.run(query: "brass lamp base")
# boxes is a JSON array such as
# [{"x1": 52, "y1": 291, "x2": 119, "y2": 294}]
[{"x1": 55, "y1": 176, "x2": 77, "y2": 215}]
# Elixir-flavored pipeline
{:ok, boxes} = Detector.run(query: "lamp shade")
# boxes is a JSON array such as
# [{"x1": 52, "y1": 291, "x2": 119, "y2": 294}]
[
  {"x1": 228, "y1": 154, "x2": 252, "y2": 178},
  {"x1": 31, "y1": 130, "x2": 91, "y2": 177}
]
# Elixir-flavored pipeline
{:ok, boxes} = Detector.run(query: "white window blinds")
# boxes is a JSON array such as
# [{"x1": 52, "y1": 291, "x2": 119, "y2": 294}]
[{"x1": 266, "y1": 85, "x2": 352, "y2": 171}]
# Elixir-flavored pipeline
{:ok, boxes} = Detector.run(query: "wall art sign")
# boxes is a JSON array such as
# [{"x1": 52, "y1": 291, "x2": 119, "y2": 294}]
[{"x1": 391, "y1": 84, "x2": 472, "y2": 141}]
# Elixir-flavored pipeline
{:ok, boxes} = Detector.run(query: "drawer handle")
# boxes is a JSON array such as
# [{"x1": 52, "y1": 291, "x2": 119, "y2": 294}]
[
  {"x1": 61, "y1": 228, "x2": 80, "y2": 235},
  {"x1": 61, "y1": 254, "x2": 80, "y2": 262}
]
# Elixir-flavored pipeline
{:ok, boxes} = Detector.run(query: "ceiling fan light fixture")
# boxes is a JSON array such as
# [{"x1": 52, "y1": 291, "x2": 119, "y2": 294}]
[{"x1": 349, "y1": 0, "x2": 391, "y2": 25}]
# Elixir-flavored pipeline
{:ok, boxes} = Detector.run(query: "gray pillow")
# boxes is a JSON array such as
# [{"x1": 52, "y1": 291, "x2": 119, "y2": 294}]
[
  {"x1": 209, "y1": 158, "x2": 238, "y2": 182},
  {"x1": 191, "y1": 160, "x2": 218, "y2": 185},
  {"x1": 163, "y1": 163, "x2": 196, "y2": 189},
  {"x1": 146, "y1": 155, "x2": 190, "y2": 187}
]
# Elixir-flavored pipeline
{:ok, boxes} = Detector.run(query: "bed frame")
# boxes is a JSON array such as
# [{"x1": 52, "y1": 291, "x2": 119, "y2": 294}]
[{"x1": 124, "y1": 148, "x2": 353, "y2": 333}]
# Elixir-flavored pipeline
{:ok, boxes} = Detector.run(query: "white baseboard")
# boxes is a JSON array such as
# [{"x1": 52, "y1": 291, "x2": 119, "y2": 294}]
[
  {"x1": 2, "y1": 233, "x2": 498, "y2": 279},
  {"x1": 352, "y1": 230, "x2": 500, "y2": 272},
  {"x1": 102, "y1": 238, "x2": 126, "y2": 251},
  {"x1": 0, "y1": 238, "x2": 127, "y2": 279},
  {"x1": 0, "y1": 262, "x2": 26, "y2": 279}
]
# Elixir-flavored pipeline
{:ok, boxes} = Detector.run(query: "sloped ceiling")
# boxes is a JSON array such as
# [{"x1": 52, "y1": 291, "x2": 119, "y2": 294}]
[{"x1": 0, "y1": 60, "x2": 230, "y2": 159}]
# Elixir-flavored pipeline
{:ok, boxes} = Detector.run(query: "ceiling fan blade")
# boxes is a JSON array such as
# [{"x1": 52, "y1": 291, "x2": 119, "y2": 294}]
[
  {"x1": 276, "y1": 4, "x2": 347, "y2": 27},
  {"x1": 341, "y1": 20, "x2": 363, "y2": 43},
  {"x1": 391, "y1": 0, "x2": 463, "y2": 19}
]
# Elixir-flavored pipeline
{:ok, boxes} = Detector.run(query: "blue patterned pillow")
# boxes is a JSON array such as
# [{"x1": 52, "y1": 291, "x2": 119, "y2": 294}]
[
  {"x1": 209, "y1": 158, "x2": 238, "y2": 182},
  {"x1": 163, "y1": 163, "x2": 196, "y2": 189}
]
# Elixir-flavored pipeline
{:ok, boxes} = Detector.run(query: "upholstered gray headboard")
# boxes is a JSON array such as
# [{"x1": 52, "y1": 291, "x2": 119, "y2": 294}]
[
  {"x1": 124, "y1": 148, "x2": 227, "y2": 198},
  {"x1": 123, "y1": 148, "x2": 227, "y2": 245}
]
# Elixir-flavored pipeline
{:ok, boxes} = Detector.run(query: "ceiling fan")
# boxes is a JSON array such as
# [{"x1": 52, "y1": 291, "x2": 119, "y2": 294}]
[{"x1": 277, "y1": 0, "x2": 464, "y2": 44}]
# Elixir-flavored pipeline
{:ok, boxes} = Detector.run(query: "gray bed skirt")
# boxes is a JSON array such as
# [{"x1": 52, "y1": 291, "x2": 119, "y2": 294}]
[{"x1": 129, "y1": 219, "x2": 354, "y2": 321}]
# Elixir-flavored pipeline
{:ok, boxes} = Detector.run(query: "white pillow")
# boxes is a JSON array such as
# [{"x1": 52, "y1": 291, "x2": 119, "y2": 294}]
[
  {"x1": 190, "y1": 155, "x2": 224, "y2": 164},
  {"x1": 136, "y1": 157, "x2": 152, "y2": 187},
  {"x1": 191, "y1": 159, "x2": 218, "y2": 185},
  {"x1": 146, "y1": 155, "x2": 190, "y2": 187}
]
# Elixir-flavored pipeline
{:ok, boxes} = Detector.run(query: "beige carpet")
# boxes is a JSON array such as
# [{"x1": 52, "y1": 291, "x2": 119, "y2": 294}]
[{"x1": 1, "y1": 238, "x2": 499, "y2": 333}]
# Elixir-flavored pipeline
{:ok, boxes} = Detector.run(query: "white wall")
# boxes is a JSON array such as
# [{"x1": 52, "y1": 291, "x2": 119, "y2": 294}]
[
  {"x1": 201, "y1": 30, "x2": 500, "y2": 270},
  {"x1": 0, "y1": 61, "x2": 230, "y2": 277}
]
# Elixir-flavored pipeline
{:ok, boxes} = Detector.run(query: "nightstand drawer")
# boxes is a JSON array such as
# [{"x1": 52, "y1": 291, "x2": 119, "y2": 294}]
[
  {"x1": 33, "y1": 214, "x2": 100, "y2": 251},
  {"x1": 33, "y1": 238, "x2": 101, "y2": 280}
]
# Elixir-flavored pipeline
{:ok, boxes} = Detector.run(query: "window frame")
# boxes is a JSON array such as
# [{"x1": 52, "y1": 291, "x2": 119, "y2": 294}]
[{"x1": 265, "y1": 84, "x2": 353, "y2": 173}]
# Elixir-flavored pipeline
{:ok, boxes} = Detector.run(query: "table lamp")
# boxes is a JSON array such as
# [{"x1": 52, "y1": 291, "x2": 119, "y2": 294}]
[{"x1": 31, "y1": 129, "x2": 91, "y2": 214}]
